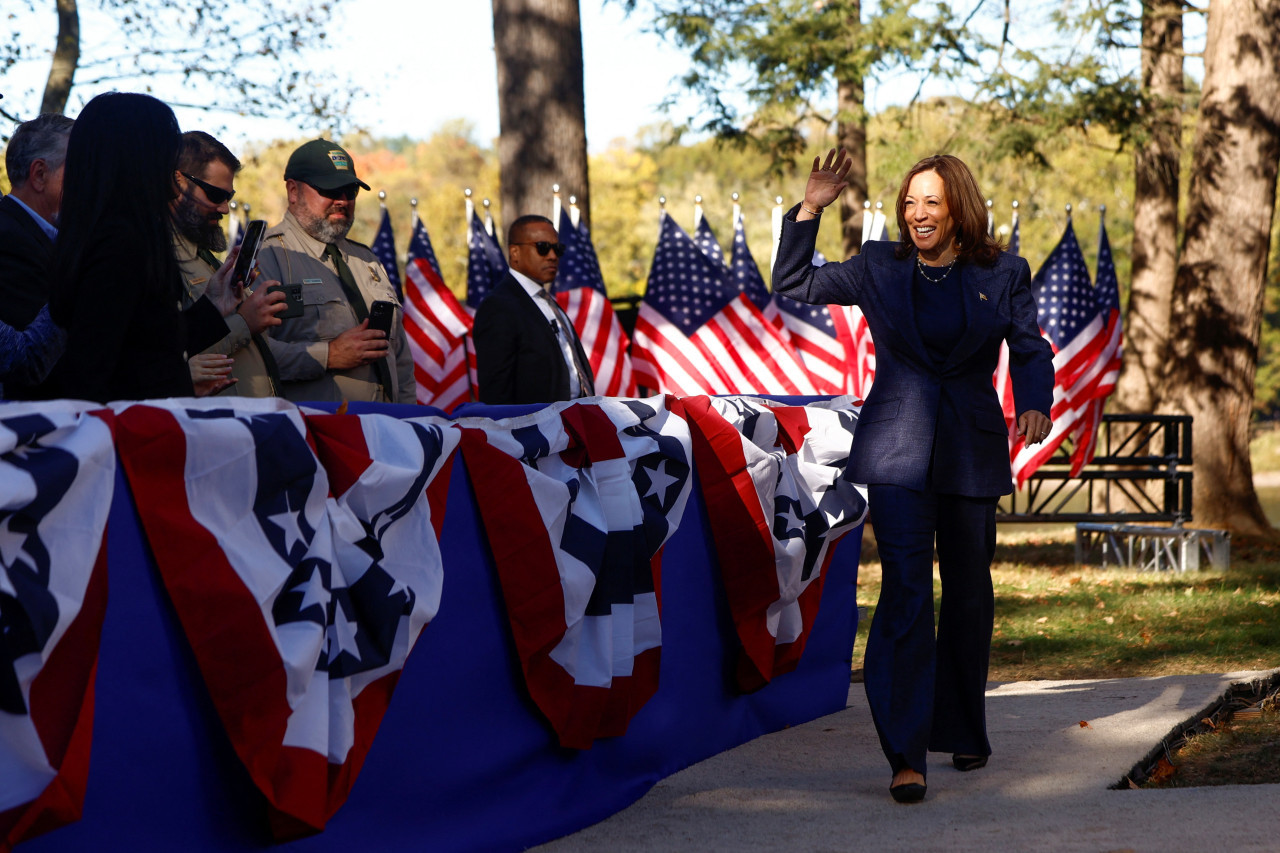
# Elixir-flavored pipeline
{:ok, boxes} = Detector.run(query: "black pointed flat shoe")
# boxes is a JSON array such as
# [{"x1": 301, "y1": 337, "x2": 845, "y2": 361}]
[
  {"x1": 888, "y1": 782, "x2": 927, "y2": 804},
  {"x1": 952, "y1": 754, "x2": 988, "y2": 772}
]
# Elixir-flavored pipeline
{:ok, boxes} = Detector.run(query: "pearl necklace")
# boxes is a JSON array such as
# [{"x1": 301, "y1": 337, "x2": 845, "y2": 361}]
[{"x1": 916, "y1": 256, "x2": 956, "y2": 283}]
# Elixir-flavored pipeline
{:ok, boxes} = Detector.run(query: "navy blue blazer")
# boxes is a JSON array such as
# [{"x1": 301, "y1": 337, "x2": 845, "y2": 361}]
[
  {"x1": 773, "y1": 209, "x2": 1053, "y2": 497},
  {"x1": 0, "y1": 195, "x2": 55, "y2": 331},
  {"x1": 473, "y1": 274, "x2": 595, "y2": 405}
]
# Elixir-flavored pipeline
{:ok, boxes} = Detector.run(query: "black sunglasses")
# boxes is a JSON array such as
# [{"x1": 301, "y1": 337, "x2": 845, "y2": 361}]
[
  {"x1": 513, "y1": 240, "x2": 566, "y2": 257},
  {"x1": 308, "y1": 183, "x2": 360, "y2": 201},
  {"x1": 182, "y1": 172, "x2": 235, "y2": 205}
]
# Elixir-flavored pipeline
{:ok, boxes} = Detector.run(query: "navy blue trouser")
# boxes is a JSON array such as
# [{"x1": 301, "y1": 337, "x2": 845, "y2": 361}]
[{"x1": 863, "y1": 484, "x2": 997, "y2": 777}]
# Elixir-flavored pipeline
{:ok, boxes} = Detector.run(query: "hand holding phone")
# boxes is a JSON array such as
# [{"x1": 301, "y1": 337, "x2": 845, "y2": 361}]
[
  {"x1": 367, "y1": 299, "x2": 396, "y2": 337},
  {"x1": 231, "y1": 219, "x2": 267, "y2": 289}
]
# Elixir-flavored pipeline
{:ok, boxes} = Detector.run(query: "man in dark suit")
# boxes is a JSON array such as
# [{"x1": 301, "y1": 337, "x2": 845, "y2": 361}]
[
  {"x1": 473, "y1": 214, "x2": 595, "y2": 404},
  {"x1": 0, "y1": 114, "x2": 74, "y2": 329}
]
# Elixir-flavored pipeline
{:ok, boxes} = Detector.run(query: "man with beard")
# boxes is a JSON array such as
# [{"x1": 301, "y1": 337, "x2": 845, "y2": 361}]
[
  {"x1": 173, "y1": 131, "x2": 286, "y2": 396},
  {"x1": 255, "y1": 138, "x2": 413, "y2": 404}
]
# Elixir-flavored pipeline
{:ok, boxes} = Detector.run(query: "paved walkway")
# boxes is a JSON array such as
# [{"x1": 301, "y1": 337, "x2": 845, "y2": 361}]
[{"x1": 537, "y1": 670, "x2": 1279, "y2": 852}]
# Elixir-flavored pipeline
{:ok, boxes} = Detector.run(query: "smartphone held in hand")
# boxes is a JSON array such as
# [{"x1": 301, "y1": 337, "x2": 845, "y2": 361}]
[{"x1": 231, "y1": 219, "x2": 267, "y2": 289}]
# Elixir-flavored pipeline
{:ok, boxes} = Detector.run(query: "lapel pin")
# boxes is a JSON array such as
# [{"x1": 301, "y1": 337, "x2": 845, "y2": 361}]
[{"x1": 979, "y1": 292, "x2": 988, "y2": 301}]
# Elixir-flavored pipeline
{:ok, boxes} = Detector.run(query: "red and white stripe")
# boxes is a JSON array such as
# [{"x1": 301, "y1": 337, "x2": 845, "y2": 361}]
[
  {"x1": 633, "y1": 295, "x2": 816, "y2": 396},
  {"x1": 556, "y1": 288, "x2": 636, "y2": 397},
  {"x1": 402, "y1": 257, "x2": 474, "y2": 411},
  {"x1": 830, "y1": 304, "x2": 876, "y2": 399}
]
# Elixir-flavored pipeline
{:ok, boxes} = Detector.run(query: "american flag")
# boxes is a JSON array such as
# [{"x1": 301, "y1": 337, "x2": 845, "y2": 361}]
[
  {"x1": 730, "y1": 210, "x2": 784, "y2": 327},
  {"x1": 113, "y1": 398, "x2": 459, "y2": 837},
  {"x1": 680, "y1": 395, "x2": 867, "y2": 692},
  {"x1": 775, "y1": 250, "x2": 874, "y2": 398},
  {"x1": 1011, "y1": 219, "x2": 1105, "y2": 487},
  {"x1": 466, "y1": 210, "x2": 507, "y2": 310},
  {"x1": 994, "y1": 215, "x2": 1021, "y2": 436},
  {"x1": 631, "y1": 213, "x2": 817, "y2": 396},
  {"x1": 402, "y1": 215, "x2": 474, "y2": 410},
  {"x1": 370, "y1": 205, "x2": 403, "y2": 300},
  {"x1": 1067, "y1": 216, "x2": 1123, "y2": 475},
  {"x1": 694, "y1": 214, "x2": 726, "y2": 267},
  {"x1": 457, "y1": 397, "x2": 692, "y2": 749},
  {"x1": 0, "y1": 402, "x2": 113, "y2": 850},
  {"x1": 552, "y1": 209, "x2": 636, "y2": 397}
]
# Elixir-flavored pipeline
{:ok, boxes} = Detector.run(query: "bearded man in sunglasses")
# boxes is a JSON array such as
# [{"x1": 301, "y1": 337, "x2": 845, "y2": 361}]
[
  {"x1": 473, "y1": 214, "x2": 595, "y2": 404},
  {"x1": 172, "y1": 131, "x2": 287, "y2": 396},
  {"x1": 255, "y1": 139, "x2": 414, "y2": 404}
]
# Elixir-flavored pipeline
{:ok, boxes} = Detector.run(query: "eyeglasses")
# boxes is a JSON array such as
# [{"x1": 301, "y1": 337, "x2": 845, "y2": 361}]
[
  {"x1": 512, "y1": 240, "x2": 566, "y2": 257},
  {"x1": 182, "y1": 172, "x2": 234, "y2": 206},
  {"x1": 307, "y1": 183, "x2": 359, "y2": 201}
]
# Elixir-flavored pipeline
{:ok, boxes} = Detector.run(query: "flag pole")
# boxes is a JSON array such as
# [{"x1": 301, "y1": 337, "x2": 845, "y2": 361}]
[
  {"x1": 568, "y1": 195, "x2": 581, "y2": 229},
  {"x1": 463, "y1": 188, "x2": 478, "y2": 403},
  {"x1": 483, "y1": 198, "x2": 495, "y2": 238},
  {"x1": 552, "y1": 184, "x2": 562, "y2": 225},
  {"x1": 771, "y1": 195, "x2": 783, "y2": 273},
  {"x1": 986, "y1": 198, "x2": 994, "y2": 237},
  {"x1": 693, "y1": 194, "x2": 704, "y2": 227},
  {"x1": 860, "y1": 199, "x2": 872, "y2": 246},
  {"x1": 1012, "y1": 199, "x2": 1019, "y2": 230},
  {"x1": 731, "y1": 192, "x2": 741, "y2": 227},
  {"x1": 658, "y1": 195, "x2": 666, "y2": 225}
]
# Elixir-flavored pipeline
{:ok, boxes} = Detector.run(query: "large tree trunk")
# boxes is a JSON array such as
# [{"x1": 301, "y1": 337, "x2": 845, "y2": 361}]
[
  {"x1": 1114, "y1": 0, "x2": 1182, "y2": 416},
  {"x1": 1165, "y1": 0, "x2": 1280, "y2": 536},
  {"x1": 41, "y1": 0, "x2": 80, "y2": 115},
  {"x1": 491, "y1": 0, "x2": 590, "y2": 234},
  {"x1": 835, "y1": 0, "x2": 867, "y2": 258}
]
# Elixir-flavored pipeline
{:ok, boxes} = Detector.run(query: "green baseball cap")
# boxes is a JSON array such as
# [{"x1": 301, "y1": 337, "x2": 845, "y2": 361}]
[{"x1": 284, "y1": 138, "x2": 371, "y2": 192}]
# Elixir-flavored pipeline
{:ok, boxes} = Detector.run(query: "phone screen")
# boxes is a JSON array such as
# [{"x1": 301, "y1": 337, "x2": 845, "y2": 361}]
[{"x1": 231, "y1": 219, "x2": 267, "y2": 288}]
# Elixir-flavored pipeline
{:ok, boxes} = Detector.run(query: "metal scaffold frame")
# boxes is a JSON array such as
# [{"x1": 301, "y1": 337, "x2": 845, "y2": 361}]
[{"x1": 997, "y1": 414, "x2": 1230, "y2": 571}]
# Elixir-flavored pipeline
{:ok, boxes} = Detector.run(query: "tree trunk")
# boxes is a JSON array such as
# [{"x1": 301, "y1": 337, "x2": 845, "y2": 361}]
[
  {"x1": 491, "y1": 0, "x2": 590, "y2": 234},
  {"x1": 41, "y1": 0, "x2": 80, "y2": 115},
  {"x1": 1165, "y1": 0, "x2": 1280, "y2": 536},
  {"x1": 836, "y1": 0, "x2": 867, "y2": 259},
  {"x1": 1114, "y1": 0, "x2": 1182, "y2": 416}
]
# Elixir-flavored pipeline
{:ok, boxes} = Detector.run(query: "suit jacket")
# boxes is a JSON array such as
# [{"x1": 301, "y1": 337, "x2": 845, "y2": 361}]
[
  {"x1": 0, "y1": 196, "x2": 57, "y2": 398},
  {"x1": 473, "y1": 274, "x2": 595, "y2": 405},
  {"x1": 773, "y1": 208, "x2": 1053, "y2": 496}
]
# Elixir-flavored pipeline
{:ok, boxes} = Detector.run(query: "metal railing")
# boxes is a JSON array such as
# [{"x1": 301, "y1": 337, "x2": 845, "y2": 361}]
[{"x1": 996, "y1": 414, "x2": 1193, "y2": 523}]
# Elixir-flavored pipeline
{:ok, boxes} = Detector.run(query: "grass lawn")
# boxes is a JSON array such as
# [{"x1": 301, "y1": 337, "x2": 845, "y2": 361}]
[{"x1": 850, "y1": 525, "x2": 1280, "y2": 682}]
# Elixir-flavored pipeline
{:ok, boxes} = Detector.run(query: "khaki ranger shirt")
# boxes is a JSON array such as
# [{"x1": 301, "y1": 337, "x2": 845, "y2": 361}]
[
  {"x1": 255, "y1": 211, "x2": 415, "y2": 404},
  {"x1": 174, "y1": 233, "x2": 279, "y2": 397}
]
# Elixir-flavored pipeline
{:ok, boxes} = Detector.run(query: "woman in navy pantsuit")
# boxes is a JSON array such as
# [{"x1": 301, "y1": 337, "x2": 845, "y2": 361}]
[{"x1": 773, "y1": 150, "x2": 1054, "y2": 803}]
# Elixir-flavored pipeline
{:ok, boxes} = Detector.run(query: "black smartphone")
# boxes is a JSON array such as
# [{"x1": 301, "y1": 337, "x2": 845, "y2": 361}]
[
  {"x1": 368, "y1": 299, "x2": 395, "y2": 337},
  {"x1": 267, "y1": 282, "x2": 305, "y2": 319},
  {"x1": 231, "y1": 219, "x2": 267, "y2": 289}
]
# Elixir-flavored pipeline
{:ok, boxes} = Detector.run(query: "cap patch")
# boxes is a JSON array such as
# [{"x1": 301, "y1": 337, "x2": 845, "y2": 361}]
[{"x1": 328, "y1": 150, "x2": 352, "y2": 171}]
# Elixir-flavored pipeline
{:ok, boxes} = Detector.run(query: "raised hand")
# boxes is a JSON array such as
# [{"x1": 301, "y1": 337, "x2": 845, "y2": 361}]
[{"x1": 801, "y1": 148, "x2": 853, "y2": 218}]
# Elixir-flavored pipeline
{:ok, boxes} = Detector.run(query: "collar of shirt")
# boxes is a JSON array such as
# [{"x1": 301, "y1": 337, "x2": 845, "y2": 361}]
[
  {"x1": 8, "y1": 194, "x2": 58, "y2": 241},
  {"x1": 510, "y1": 269, "x2": 559, "y2": 323}
]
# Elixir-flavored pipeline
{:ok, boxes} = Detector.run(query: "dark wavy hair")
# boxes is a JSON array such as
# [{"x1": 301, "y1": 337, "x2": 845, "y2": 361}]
[
  {"x1": 51, "y1": 92, "x2": 182, "y2": 323},
  {"x1": 893, "y1": 154, "x2": 1003, "y2": 266}
]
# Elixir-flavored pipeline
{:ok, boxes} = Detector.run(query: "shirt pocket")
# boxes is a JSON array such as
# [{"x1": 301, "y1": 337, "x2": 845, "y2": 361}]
[{"x1": 860, "y1": 398, "x2": 900, "y2": 424}]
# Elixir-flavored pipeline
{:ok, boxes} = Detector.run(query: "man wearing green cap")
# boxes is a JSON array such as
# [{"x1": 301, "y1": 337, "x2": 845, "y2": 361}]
[{"x1": 255, "y1": 138, "x2": 415, "y2": 404}]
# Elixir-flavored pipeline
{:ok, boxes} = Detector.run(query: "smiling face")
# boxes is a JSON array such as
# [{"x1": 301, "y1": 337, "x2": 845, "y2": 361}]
[{"x1": 903, "y1": 169, "x2": 958, "y2": 265}]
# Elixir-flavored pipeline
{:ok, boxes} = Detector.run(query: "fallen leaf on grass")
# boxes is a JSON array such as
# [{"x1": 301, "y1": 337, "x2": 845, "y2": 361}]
[
  {"x1": 1035, "y1": 616, "x2": 1049, "y2": 624},
  {"x1": 1103, "y1": 616, "x2": 1115, "y2": 625},
  {"x1": 1006, "y1": 640, "x2": 1024, "y2": 647},
  {"x1": 1078, "y1": 720, "x2": 1091, "y2": 728},
  {"x1": 1166, "y1": 610, "x2": 1179, "y2": 618},
  {"x1": 1147, "y1": 757, "x2": 1176, "y2": 784}
]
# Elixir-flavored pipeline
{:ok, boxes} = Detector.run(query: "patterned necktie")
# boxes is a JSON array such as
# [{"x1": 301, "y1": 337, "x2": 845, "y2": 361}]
[
  {"x1": 198, "y1": 247, "x2": 281, "y2": 395},
  {"x1": 536, "y1": 288, "x2": 594, "y2": 398},
  {"x1": 325, "y1": 242, "x2": 393, "y2": 400}
]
